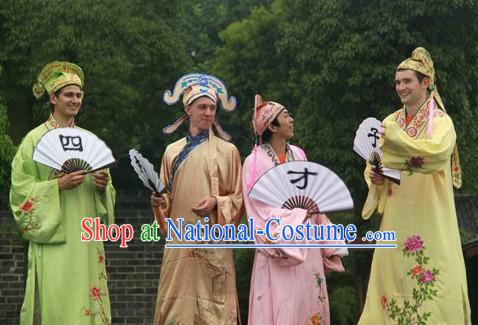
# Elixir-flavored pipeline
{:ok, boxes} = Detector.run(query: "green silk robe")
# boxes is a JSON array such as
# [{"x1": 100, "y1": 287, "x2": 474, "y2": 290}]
[
  {"x1": 359, "y1": 100, "x2": 471, "y2": 324},
  {"x1": 10, "y1": 117, "x2": 115, "y2": 325}
]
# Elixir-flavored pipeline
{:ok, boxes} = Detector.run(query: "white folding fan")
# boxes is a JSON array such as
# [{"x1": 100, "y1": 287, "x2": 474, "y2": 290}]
[
  {"x1": 33, "y1": 127, "x2": 115, "y2": 173},
  {"x1": 129, "y1": 149, "x2": 165, "y2": 193},
  {"x1": 249, "y1": 161, "x2": 354, "y2": 214},
  {"x1": 353, "y1": 117, "x2": 401, "y2": 184}
]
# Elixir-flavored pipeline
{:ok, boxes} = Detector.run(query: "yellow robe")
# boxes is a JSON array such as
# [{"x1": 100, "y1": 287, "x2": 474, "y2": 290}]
[
  {"x1": 359, "y1": 101, "x2": 471, "y2": 324},
  {"x1": 153, "y1": 131, "x2": 243, "y2": 325}
]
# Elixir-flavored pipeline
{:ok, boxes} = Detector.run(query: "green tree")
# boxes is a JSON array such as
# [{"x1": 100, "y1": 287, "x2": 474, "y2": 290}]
[
  {"x1": 0, "y1": 92, "x2": 15, "y2": 188},
  {"x1": 213, "y1": 0, "x2": 478, "y2": 322},
  {"x1": 0, "y1": 0, "x2": 194, "y2": 185},
  {"x1": 213, "y1": 0, "x2": 478, "y2": 191},
  {"x1": 179, "y1": 0, "x2": 273, "y2": 68},
  {"x1": 212, "y1": 5, "x2": 291, "y2": 155},
  {"x1": 276, "y1": 0, "x2": 478, "y2": 193}
]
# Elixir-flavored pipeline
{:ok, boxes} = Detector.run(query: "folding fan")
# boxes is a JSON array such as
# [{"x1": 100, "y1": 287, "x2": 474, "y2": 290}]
[
  {"x1": 33, "y1": 128, "x2": 115, "y2": 173},
  {"x1": 249, "y1": 161, "x2": 354, "y2": 214},
  {"x1": 129, "y1": 149, "x2": 167, "y2": 233},
  {"x1": 353, "y1": 117, "x2": 401, "y2": 184},
  {"x1": 128, "y1": 149, "x2": 165, "y2": 194}
]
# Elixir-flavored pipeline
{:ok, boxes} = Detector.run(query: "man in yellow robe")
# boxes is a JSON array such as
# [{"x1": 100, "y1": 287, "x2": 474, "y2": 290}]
[
  {"x1": 10, "y1": 61, "x2": 115, "y2": 324},
  {"x1": 151, "y1": 73, "x2": 243, "y2": 324},
  {"x1": 358, "y1": 48, "x2": 471, "y2": 324}
]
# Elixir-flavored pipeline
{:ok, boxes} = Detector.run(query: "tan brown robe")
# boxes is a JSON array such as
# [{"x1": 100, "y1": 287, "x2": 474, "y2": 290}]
[{"x1": 154, "y1": 131, "x2": 243, "y2": 325}]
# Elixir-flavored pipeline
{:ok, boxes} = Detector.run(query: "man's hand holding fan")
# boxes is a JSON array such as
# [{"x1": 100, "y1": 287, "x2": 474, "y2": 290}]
[{"x1": 353, "y1": 117, "x2": 401, "y2": 185}]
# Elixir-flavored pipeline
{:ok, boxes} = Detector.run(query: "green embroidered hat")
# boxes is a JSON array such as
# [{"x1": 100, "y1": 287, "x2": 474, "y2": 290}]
[{"x1": 32, "y1": 61, "x2": 84, "y2": 99}]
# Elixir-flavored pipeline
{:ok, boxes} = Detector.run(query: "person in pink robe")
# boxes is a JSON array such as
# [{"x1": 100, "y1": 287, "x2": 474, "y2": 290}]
[{"x1": 243, "y1": 95, "x2": 347, "y2": 325}]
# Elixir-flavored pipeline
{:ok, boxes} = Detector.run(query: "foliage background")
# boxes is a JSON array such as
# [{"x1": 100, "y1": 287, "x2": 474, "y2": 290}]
[{"x1": 1, "y1": 0, "x2": 477, "y2": 323}]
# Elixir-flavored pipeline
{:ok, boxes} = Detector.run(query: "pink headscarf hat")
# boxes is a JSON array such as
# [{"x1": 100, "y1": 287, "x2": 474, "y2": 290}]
[
  {"x1": 252, "y1": 94, "x2": 285, "y2": 136},
  {"x1": 247, "y1": 94, "x2": 286, "y2": 191}
]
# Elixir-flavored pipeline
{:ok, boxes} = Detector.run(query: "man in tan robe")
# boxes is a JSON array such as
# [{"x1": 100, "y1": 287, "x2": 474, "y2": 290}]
[{"x1": 151, "y1": 73, "x2": 243, "y2": 324}]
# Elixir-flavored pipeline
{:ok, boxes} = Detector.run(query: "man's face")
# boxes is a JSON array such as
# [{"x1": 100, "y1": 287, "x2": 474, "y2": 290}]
[
  {"x1": 186, "y1": 96, "x2": 217, "y2": 132},
  {"x1": 269, "y1": 109, "x2": 294, "y2": 140},
  {"x1": 50, "y1": 85, "x2": 83, "y2": 118},
  {"x1": 395, "y1": 70, "x2": 429, "y2": 107}
]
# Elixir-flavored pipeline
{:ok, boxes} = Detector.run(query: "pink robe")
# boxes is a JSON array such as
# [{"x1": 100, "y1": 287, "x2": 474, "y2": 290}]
[{"x1": 242, "y1": 144, "x2": 346, "y2": 325}]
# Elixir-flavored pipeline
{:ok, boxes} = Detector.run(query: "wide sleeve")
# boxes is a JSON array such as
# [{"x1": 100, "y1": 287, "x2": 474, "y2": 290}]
[
  {"x1": 94, "y1": 168, "x2": 115, "y2": 226},
  {"x1": 156, "y1": 149, "x2": 173, "y2": 218},
  {"x1": 313, "y1": 214, "x2": 346, "y2": 273},
  {"x1": 381, "y1": 114, "x2": 455, "y2": 174},
  {"x1": 361, "y1": 163, "x2": 389, "y2": 219},
  {"x1": 242, "y1": 153, "x2": 308, "y2": 266},
  {"x1": 214, "y1": 147, "x2": 244, "y2": 226},
  {"x1": 150, "y1": 149, "x2": 173, "y2": 234},
  {"x1": 9, "y1": 135, "x2": 64, "y2": 244}
]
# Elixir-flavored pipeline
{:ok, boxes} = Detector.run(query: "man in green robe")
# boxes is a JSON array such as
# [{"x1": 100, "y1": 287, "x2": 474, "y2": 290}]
[{"x1": 10, "y1": 61, "x2": 115, "y2": 324}]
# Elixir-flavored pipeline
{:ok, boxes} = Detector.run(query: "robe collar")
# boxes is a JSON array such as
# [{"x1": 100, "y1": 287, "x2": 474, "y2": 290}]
[{"x1": 45, "y1": 114, "x2": 75, "y2": 130}]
